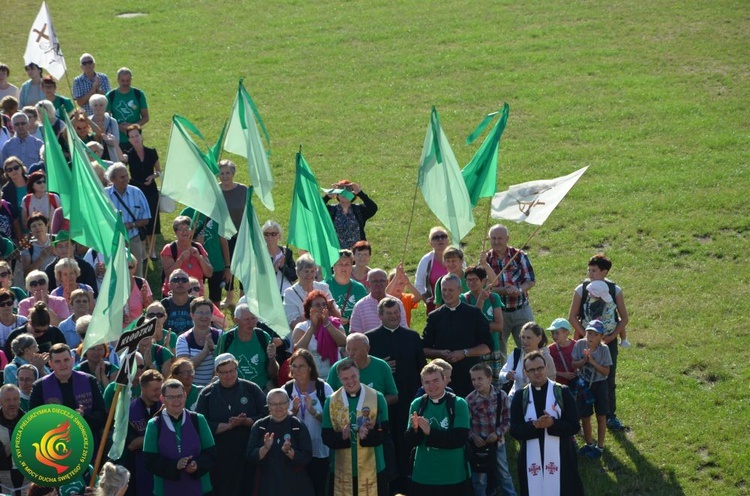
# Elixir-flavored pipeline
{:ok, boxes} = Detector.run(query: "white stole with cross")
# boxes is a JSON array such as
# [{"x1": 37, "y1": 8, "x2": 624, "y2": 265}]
[{"x1": 524, "y1": 379, "x2": 561, "y2": 495}]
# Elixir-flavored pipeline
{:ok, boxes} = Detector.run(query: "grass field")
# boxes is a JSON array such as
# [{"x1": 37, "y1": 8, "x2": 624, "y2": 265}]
[{"x1": 3, "y1": 1, "x2": 749, "y2": 494}]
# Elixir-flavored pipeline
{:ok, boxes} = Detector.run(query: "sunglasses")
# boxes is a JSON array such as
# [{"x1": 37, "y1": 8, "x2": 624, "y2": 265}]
[
  {"x1": 82, "y1": 60, "x2": 94, "y2": 65},
  {"x1": 170, "y1": 277, "x2": 188, "y2": 284},
  {"x1": 4, "y1": 165, "x2": 21, "y2": 173},
  {"x1": 189, "y1": 286, "x2": 200, "y2": 292},
  {"x1": 0, "y1": 271, "x2": 10, "y2": 278},
  {"x1": 146, "y1": 312, "x2": 165, "y2": 319},
  {"x1": 431, "y1": 234, "x2": 448, "y2": 241},
  {"x1": 29, "y1": 278, "x2": 47, "y2": 287},
  {"x1": 0, "y1": 301, "x2": 14, "y2": 307}
]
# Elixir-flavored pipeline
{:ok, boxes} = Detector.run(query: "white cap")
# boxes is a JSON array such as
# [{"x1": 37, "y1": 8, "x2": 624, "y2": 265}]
[{"x1": 587, "y1": 280, "x2": 613, "y2": 302}]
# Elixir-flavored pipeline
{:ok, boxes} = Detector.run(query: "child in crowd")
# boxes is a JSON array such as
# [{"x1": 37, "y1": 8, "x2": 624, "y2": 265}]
[
  {"x1": 414, "y1": 358, "x2": 452, "y2": 397},
  {"x1": 571, "y1": 320, "x2": 612, "y2": 459},
  {"x1": 586, "y1": 280, "x2": 630, "y2": 348},
  {"x1": 385, "y1": 263, "x2": 422, "y2": 327},
  {"x1": 467, "y1": 363, "x2": 516, "y2": 496},
  {"x1": 547, "y1": 318, "x2": 577, "y2": 386}
]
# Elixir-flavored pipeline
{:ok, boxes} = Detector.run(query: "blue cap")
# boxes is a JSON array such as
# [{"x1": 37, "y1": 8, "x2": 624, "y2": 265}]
[
  {"x1": 585, "y1": 320, "x2": 605, "y2": 334},
  {"x1": 546, "y1": 318, "x2": 572, "y2": 332}
]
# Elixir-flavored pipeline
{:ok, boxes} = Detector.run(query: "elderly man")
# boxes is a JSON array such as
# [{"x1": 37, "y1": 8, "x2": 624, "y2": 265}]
[
  {"x1": 327, "y1": 333, "x2": 398, "y2": 405},
  {"x1": 483, "y1": 224, "x2": 536, "y2": 361},
  {"x1": 322, "y1": 358, "x2": 390, "y2": 496},
  {"x1": 510, "y1": 350, "x2": 583, "y2": 496},
  {"x1": 106, "y1": 67, "x2": 149, "y2": 143},
  {"x1": 105, "y1": 163, "x2": 150, "y2": 276},
  {"x1": 246, "y1": 388, "x2": 315, "y2": 496},
  {"x1": 423, "y1": 273, "x2": 493, "y2": 398},
  {"x1": 214, "y1": 303, "x2": 278, "y2": 389},
  {"x1": 144, "y1": 378, "x2": 216, "y2": 496},
  {"x1": 325, "y1": 249, "x2": 368, "y2": 330},
  {"x1": 349, "y1": 268, "x2": 407, "y2": 333},
  {"x1": 405, "y1": 362, "x2": 472, "y2": 495},
  {"x1": 29, "y1": 343, "x2": 107, "y2": 446},
  {"x1": 365, "y1": 296, "x2": 425, "y2": 492},
  {"x1": 0, "y1": 384, "x2": 24, "y2": 496},
  {"x1": 196, "y1": 353, "x2": 267, "y2": 496},
  {"x1": 72, "y1": 53, "x2": 111, "y2": 114},
  {"x1": 120, "y1": 369, "x2": 163, "y2": 496},
  {"x1": 1, "y1": 112, "x2": 43, "y2": 166}
]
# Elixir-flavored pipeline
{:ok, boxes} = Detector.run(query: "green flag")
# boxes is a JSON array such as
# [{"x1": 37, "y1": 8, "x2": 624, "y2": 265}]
[
  {"x1": 288, "y1": 150, "x2": 340, "y2": 279},
  {"x1": 232, "y1": 187, "x2": 290, "y2": 337},
  {"x1": 42, "y1": 112, "x2": 72, "y2": 216},
  {"x1": 68, "y1": 129, "x2": 125, "y2": 257},
  {"x1": 461, "y1": 103, "x2": 510, "y2": 207},
  {"x1": 172, "y1": 115, "x2": 223, "y2": 176},
  {"x1": 207, "y1": 119, "x2": 228, "y2": 175},
  {"x1": 82, "y1": 215, "x2": 130, "y2": 354},
  {"x1": 107, "y1": 382, "x2": 132, "y2": 460},
  {"x1": 224, "y1": 79, "x2": 275, "y2": 211},
  {"x1": 162, "y1": 115, "x2": 237, "y2": 239},
  {"x1": 418, "y1": 107, "x2": 475, "y2": 245}
]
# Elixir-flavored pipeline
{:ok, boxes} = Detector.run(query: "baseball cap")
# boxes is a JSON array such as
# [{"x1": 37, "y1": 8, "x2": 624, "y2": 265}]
[
  {"x1": 585, "y1": 320, "x2": 605, "y2": 334},
  {"x1": 214, "y1": 352, "x2": 236, "y2": 370},
  {"x1": 546, "y1": 318, "x2": 572, "y2": 332}
]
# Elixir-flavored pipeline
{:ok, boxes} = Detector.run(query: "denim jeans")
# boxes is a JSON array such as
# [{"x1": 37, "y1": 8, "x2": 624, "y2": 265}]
[{"x1": 471, "y1": 442, "x2": 517, "y2": 496}]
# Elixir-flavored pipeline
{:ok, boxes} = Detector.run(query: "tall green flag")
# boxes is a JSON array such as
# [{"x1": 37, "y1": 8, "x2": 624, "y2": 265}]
[
  {"x1": 68, "y1": 129, "x2": 125, "y2": 257},
  {"x1": 288, "y1": 150, "x2": 340, "y2": 279},
  {"x1": 224, "y1": 79, "x2": 275, "y2": 211},
  {"x1": 461, "y1": 103, "x2": 510, "y2": 207},
  {"x1": 162, "y1": 115, "x2": 237, "y2": 239},
  {"x1": 42, "y1": 112, "x2": 72, "y2": 215},
  {"x1": 232, "y1": 187, "x2": 290, "y2": 337},
  {"x1": 82, "y1": 215, "x2": 130, "y2": 354},
  {"x1": 418, "y1": 107, "x2": 475, "y2": 245},
  {"x1": 172, "y1": 115, "x2": 223, "y2": 176}
]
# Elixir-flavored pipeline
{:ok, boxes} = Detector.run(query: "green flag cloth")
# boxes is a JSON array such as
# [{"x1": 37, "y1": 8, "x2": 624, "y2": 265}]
[
  {"x1": 162, "y1": 115, "x2": 237, "y2": 239},
  {"x1": 82, "y1": 215, "x2": 130, "y2": 354},
  {"x1": 172, "y1": 115, "x2": 223, "y2": 176},
  {"x1": 107, "y1": 382, "x2": 132, "y2": 460},
  {"x1": 68, "y1": 129, "x2": 125, "y2": 257},
  {"x1": 42, "y1": 112, "x2": 72, "y2": 216},
  {"x1": 288, "y1": 150, "x2": 340, "y2": 279},
  {"x1": 207, "y1": 119, "x2": 228, "y2": 175},
  {"x1": 231, "y1": 187, "x2": 290, "y2": 337},
  {"x1": 224, "y1": 79, "x2": 275, "y2": 211},
  {"x1": 418, "y1": 107, "x2": 475, "y2": 245},
  {"x1": 461, "y1": 103, "x2": 510, "y2": 207}
]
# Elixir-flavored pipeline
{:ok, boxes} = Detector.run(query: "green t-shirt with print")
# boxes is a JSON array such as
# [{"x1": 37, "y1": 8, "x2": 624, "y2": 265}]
[
  {"x1": 215, "y1": 328, "x2": 271, "y2": 388},
  {"x1": 325, "y1": 277, "x2": 368, "y2": 331},
  {"x1": 327, "y1": 356, "x2": 398, "y2": 398},
  {"x1": 106, "y1": 87, "x2": 148, "y2": 142},
  {"x1": 408, "y1": 394, "x2": 471, "y2": 485}
]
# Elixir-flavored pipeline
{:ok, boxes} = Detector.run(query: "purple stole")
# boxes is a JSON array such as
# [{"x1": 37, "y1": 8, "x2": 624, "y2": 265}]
[
  {"x1": 130, "y1": 398, "x2": 161, "y2": 496},
  {"x1": 41, "y1": 371, "x2": 94, "y2": 414},
  {"x1": 157, "y1": 410, "x2": 202, "y2": 496}
]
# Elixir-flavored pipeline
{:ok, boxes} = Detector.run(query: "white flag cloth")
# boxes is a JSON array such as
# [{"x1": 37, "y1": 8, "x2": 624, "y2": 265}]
[
  {"x1": 24, "y1": 2, "x2": 66, "y2": 80},
  {"x1": 491, "y1": 166, "x2": 588, "y2": 225}
]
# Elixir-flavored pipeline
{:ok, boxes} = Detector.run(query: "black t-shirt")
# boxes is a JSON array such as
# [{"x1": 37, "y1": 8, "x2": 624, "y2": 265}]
[{"x1": 4, "y1": 324, "x2": 66, "y2": 360}]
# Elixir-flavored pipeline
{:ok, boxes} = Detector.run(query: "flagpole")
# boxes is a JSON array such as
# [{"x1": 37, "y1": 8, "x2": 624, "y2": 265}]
[
  {"x1": 89, "y1": 385, "x2": 122, "y2": 489},
  {"x1": 485, "y1": 224, "x2": 543, "y2": 289},
  {"x1": 478, "y1": 199, "x2": 493, "y2": 263},
  {"x1": 400, "y1": 181, "x2": 421, "y2": 265}
]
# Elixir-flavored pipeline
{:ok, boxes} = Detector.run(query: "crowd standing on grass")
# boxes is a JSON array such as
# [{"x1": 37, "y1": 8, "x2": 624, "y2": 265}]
[{"x1": 0, "y1": 52, "x2": 633, "y2": 495}]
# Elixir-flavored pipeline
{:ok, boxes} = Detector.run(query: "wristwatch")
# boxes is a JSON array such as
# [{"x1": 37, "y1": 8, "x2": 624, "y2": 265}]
[{"x1": 463, "y1": 349, "x2": 469, "y2": 357}]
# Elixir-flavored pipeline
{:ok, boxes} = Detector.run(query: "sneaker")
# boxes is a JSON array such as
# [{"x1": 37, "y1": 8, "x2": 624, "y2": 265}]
[
  {"x1": 578, "y1": 443, "x2": 595, "y2": 457},
  {"x1": 620, "y1": 338, "x2": 631, "y2": 348},
  {"x1": 607, "y1": 417, "x2": 626, "y2": 431},
  {"x1": 585, "y1": 446, "x2": 604, "y2": 459}
]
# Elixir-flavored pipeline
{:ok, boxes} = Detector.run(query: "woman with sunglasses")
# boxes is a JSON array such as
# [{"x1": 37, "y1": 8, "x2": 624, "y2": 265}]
[
  {"x1": 168, "y1": 357, "x2": 202, "y2": 410},
  {"x1": 145, "y1": 301, "x2": 177, "y2": 353},
  {"x1": 0, "y1": 260, "x2": 27, "y2": 312},
  {"x1": 21, "y1": 171, "x2": 60, "y2": 231},
  {"x1": 2, "y1": 157, "x2": 28, "y2": 232},
  {"x1": 17, "y1": 269, "x2": 71, "y2": 325},
  {"x1": 0, "y1": 288, "x2": 26, "y2": 349},
  {"x1": 414, "y1": 226, "x2": 451, "y2": 315},
  {"x1": 124, "y1": 255, "x2": 152, "y2": 326}
]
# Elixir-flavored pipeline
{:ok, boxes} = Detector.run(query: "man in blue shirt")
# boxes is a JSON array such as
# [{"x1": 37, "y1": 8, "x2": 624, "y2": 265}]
[
  {"x1": 105, "y1": 163, "x2": 150, "y2": 276},
  {"x1": 1, "y1": 113, "x2": 42, "y2": 167}
]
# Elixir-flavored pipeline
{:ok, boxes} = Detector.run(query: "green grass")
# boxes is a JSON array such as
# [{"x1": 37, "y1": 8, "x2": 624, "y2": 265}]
[{"x1": 3, "y1": 0, "x2": 750, "y2": 493}]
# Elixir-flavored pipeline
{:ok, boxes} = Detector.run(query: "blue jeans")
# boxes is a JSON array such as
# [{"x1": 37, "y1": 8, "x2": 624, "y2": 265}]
[{"x1": 471, "y1": 442, "x2": 517, "y2": 496}]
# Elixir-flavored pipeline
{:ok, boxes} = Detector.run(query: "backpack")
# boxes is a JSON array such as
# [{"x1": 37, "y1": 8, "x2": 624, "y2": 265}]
[
  {"x1": 217, "y1": 327, "x2": 269, "y2": 356},
  {"x1": 521, "y1": 382, "x2": 564, "y2": 415},
  {"x1": 106, "y1": 87, "x2": 144, "y2": 108},
  {"x1": 578, "y1": 279, "x2": 620, "y2": 323},
  {"x1": 416, "y1": 391, "x2": 457, "y2": 428},
  {"x1": 283, "y1": 379, "x2": 327, "y2": 408},
  {"x1": 160, "y1": 241, "x2": 201, "y2": 285},
  {"x1": 500, "y1": 348, "x2": 522, "y2": 395}
]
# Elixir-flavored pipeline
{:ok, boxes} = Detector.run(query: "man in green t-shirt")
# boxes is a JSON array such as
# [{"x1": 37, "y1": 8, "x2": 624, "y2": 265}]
[
  {"x1": 405, "y1": 362, "x2": 472, "y2": 495},
  {"x1": 325, "y1": 249, "x2": 368, "y2": 331},
  {"x1": 327, "y1": 333, "x2": 398, "y2": 405},
  {"x1": 107, "y1": 67, "x2": 149, "y2": 143},
  {"x1": 215, "y1": 303, "x2": 278, "y2": 390}
]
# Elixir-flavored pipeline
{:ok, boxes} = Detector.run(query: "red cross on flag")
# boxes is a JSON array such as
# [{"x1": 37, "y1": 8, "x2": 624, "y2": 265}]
[{"x1": 24, "y1": 2, "x2": 67, "y2": 80}]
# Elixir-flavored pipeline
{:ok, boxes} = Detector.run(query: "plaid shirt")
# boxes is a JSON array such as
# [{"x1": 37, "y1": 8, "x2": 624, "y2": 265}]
[
  {"x1": 466, "y1": 385, "x2": 510, "y2": 444},
  {"x1": 486, "y1": 246, "x2": 535, "y2": 310},
  {"x1": 72, "y1": 72, "x2": 111, "y2": 113}
]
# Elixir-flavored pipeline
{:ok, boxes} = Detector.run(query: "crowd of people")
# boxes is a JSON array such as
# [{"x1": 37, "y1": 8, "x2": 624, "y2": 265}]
[{"x1": 0, "y1": 56, "x2": 633, "y2": 496}]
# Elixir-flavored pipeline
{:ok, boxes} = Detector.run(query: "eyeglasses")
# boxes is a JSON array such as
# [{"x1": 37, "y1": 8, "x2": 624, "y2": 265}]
[
  {"x1": 0, "y1": 301, "x2": 14, "y2": 307},
  {"x1": 0, "y1": 271, "x2": 10, "y2": 278},
  {"x1": 263, "y1": 232, "x2": 279, "y2": 237},
  {"x1": 170, "y1": 277, "x2": 188, "y2": 284},
  {"x1": 189, "y1": 286, "x2": 200, "y2": 293},
  {"x1": 81, "y1": 60, "x2": 94, "y2": 65},
  {"x1": 217, "y1": 367, "x2": 237, "y2": 375},
  {"x1": 268, "y1": 401, "x2": 289, "y2": 408},
  {"x1": 4, "y1": 165, "x2": 21, "y2": 173},
  {"x1": 29, "y1": 278, "x2": 47, "y2": 287},
  {"x1": 525, "y1": 366, "x2": 546, "y2": 374},
  {"x1": 431, "y1": 234, "x2": 448, "y2": 241},
  {"x1": 146, "y1": 312, "x2": 165, "y2": 319},
  {"x1": 35, "y1": 179, "x2": 46, "y2": 185}
]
